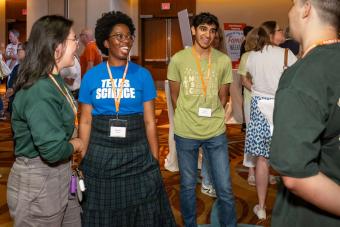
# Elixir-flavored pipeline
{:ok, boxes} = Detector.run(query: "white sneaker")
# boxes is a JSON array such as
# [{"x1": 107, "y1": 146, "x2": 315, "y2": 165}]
[
  {"x1": 253, "y1": 204, "x2": 266, "y2": 220},
  {"x1": 201, "y1": 183, "x2": 217, "y2": 198}
]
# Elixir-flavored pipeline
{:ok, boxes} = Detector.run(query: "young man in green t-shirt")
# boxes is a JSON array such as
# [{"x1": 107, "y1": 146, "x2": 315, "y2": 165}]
[
  {"x1": 167, "y1": 12, "x2": 236, "y2": 227},
  {"x1": 270, "y1": 0, "x2": 340, "y2": 226}
]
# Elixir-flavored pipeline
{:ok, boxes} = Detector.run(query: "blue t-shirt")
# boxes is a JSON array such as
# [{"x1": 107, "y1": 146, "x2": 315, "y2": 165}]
[{"x1": 79, "y1": 61, "x2": 156, "y2": 115}]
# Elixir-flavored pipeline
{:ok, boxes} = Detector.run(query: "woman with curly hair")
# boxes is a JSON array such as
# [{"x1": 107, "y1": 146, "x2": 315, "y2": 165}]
[{"x1": 78, "y1": 11, "x2": 176, "y2": 227}]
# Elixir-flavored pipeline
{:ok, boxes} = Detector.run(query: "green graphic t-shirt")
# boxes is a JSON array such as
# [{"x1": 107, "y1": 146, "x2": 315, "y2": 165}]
[{"x1": 167, "y1": 47, "x2": 233, "y2": 140}]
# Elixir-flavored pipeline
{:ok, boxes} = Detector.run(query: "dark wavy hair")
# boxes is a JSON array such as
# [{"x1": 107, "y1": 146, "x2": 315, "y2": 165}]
[
  {"x1": 191, "y1": 12, "x2": 219, "y2": 29},
  {"x1": 15, "y1": 15, "x2": 73, "y2": 91},
  {"x1": 95, "y1": 11, "x2": 135, "y2": 56}
]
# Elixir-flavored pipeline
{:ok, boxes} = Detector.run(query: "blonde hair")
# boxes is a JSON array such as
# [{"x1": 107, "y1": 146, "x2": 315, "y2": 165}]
[{"x1": 244, "y1": 28, "x2": 259, "y2": 52}]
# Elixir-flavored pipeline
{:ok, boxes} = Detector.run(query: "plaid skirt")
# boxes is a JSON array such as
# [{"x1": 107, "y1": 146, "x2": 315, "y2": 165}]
[{"x1": 81, "y1": 114, "x2": 175, "y2": 227}]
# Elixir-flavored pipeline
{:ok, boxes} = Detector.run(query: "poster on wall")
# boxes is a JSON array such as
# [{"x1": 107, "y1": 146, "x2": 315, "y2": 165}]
[{"x1": 224, "y1": 23, "x2": 246, "y2": 68}]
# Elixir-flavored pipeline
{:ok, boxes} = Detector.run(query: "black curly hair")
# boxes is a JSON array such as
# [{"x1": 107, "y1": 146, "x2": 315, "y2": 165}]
[{"x1": 95, "y1": 11, "x2": 135, "y2": 56}]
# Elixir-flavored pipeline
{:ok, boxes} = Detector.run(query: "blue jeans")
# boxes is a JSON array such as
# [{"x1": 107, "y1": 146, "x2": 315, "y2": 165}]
[
  {"x1": 175, "y1": 133, "x2": 237, "y2": 227},
  {"x1": 201, "y1": 153, "x2": 213, "y2": 187}
]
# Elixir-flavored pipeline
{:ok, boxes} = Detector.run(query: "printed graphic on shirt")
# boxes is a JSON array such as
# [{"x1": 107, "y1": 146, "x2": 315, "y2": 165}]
[
  {"x1": 182, "y1": 67, "x2": 218, "y2": 97},
  {"x1": 96, "y1": 79, "x2": 136, "y2": 99}
]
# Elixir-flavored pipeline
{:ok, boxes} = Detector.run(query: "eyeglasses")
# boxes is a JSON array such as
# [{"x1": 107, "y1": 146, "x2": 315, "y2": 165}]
[
  {"x1": 66, "y1": 36, "x2": 79, "y2": 45},
  {"x1": 109, "y1": 33, "x2": 135, "y2": 42}
]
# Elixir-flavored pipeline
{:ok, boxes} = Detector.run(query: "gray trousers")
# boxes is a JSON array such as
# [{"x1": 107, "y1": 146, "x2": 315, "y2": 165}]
[{"x1": 7, "y1": 157, "x2": 81, "y2": 227}]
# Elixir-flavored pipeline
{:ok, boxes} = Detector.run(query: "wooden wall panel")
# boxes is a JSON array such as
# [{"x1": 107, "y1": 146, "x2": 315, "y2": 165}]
[
  {"x1": 169, "y1": 18, "x2": 183, "y2": 57},
  {"x1": 142, "y1": 19, "x2": 167, "y2": 60}
]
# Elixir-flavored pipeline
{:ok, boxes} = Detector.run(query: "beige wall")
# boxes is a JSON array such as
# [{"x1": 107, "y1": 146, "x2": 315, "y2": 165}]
[
  {"x1": 25, "y1": 0, "x2": 293, "y2": 57},
  {"x1": 48, "y1": 0, "x2": 64, "y2": 16},
  {"x1": 111, "y1": 0, "x2": 139, "y2": 55},
  {"x1": 25, "y1": 0, "x2": 139, "y2": 55},
  {"x1": 27, "y1": 0, "x2": 48, "y2": 36},
  {"x1": 197, "y1": 0, "x2": 292, "y2": 28}
]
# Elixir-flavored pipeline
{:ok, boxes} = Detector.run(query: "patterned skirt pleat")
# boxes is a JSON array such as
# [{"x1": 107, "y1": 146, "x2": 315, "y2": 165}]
[
  {"x1": 245, "y1": 96, "x2": 273, "y2": 158},
  {"x1": 81, "y1": 114, "x2": 176, "y2": 227}
]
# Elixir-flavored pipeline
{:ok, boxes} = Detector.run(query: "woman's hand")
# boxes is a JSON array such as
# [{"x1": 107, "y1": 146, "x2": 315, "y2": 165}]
[
  {"x1": 70, "y1": 137, "x2": 84, "y2": 153},
  {"x1": 69, "y1": 138, "x2": 84, "y2": 170}
]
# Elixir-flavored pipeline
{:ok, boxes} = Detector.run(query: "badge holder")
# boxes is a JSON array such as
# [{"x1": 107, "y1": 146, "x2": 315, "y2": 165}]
[
  {"x1": 198, "y1": 96, "x2": 212, "y2": 118},
  {"x1": 109, "y1": 117, "x2": 128, "y2": 138},
  {"x1": 69, "y1": 162, "x2": 86, "y2": 202}
]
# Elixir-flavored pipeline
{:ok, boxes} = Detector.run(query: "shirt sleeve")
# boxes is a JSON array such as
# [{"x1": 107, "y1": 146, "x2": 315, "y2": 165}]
[
  {"x1": 142, "y1": 68, "x2": 157, "y2": 102},
  {"x1": 78, "y1": 72, "x2": 92, "y2": 104},
  {"x1": 270, "y1": 87, "x2": 325, "y2": 178},
  {"x1": 167, "y1": 55, "x2": 181, "y2": 82},
  {"x1": 25, "y1": 97, "x2": 74, "y2": 163},
  {"x1": 237, "y1": 53, "x2": 249, "y2": 76},
  {"x1": 220, "y1": 55, "x2": 233, "y2": 85}
]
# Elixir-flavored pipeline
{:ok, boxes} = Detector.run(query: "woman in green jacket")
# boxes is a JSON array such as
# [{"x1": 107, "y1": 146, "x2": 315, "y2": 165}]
[{"x1": 7, "y1": 15, "x2": 83, "y2": 226}]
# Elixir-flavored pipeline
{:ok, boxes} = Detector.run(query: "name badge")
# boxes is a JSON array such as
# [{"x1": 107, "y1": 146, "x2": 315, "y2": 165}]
[
  {"x1": 198, "y1": 107, "x2": 212, "y2": 117},
  {"x1": 109, "y1": 119, "x2": 127, "y2": 138}
]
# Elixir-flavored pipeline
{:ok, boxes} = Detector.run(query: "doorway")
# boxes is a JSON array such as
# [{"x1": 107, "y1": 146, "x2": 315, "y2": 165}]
[{"x1": 141, "y1": 17, "x2": 184, "y2": 81}]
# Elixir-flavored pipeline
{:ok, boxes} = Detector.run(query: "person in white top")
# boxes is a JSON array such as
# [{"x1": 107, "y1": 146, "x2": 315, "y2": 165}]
[
  {"x1": 244, "y1": 20, "x2": 297, "y2": 220},
  {"x1": 5, "y1": 30, "x2": 20, "y2": 71},
  {"x1": 60, "y1": 56, "x2": 81, "y2": 98}
]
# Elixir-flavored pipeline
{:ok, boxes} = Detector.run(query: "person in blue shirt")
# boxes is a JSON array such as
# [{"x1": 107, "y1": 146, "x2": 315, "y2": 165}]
[{"x1": 78, "y1": 11, "x2": 175, "y2": 227}]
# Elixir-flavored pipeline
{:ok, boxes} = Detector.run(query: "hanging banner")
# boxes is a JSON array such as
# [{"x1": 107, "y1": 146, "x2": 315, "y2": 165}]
[
  {"x1": 224, "y1": 23, "x2": 246, "y2": 68},
  {"x1": 178, "y1": 9, "x2": 193, "y2": 48}
]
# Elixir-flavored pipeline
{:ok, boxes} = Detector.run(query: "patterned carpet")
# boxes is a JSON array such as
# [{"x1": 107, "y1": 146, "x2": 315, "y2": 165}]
[{"x1": 0, "y1": 89, "x2": 278, "y2": 227}]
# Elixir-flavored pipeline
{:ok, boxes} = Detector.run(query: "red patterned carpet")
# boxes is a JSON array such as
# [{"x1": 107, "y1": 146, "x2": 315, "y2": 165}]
[{"x1": 0, "y1": 89, "x2": 277, "y2": 227}]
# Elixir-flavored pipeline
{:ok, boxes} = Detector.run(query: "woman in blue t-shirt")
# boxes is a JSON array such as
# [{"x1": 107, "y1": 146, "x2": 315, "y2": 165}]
[{"x1": 78, "y1": 11, "x2": 175, "y2": 227}]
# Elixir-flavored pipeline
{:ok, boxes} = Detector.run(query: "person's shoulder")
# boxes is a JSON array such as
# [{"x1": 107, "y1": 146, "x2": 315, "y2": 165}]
[
  {"x1": 12, "y1": 64, "x2": 20, "y2": 72},
  {"x1": 246, "y1": 50, "x2": 258, "y2": 62},
  {"x1": 278, "y1": 49, "x2": 336, "y2": 95},
  {"x1": 241, "y1": 51, "x2": 250, "y2": 59},
  {"x1": 171, "y1": 47, "x2": 191, "y2": 60},
  {"x1": 85, "y1": 41, "x2": 95, "y2": 50},
  {"x1": 267, "y1": 45, "x2": 284, "y2": 53},
  {"x1": 20, "y1": 76, "x2": 54, "y2": 98},
  {"x1": 83, "y1": 62, "x2": 106, "y2": 79},
  {"x1": 299, "y1": 44, "x2": 340, "y2": 79}
]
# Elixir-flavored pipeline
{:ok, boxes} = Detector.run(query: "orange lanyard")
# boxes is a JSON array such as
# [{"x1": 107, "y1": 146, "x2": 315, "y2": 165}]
[
  {"x1": 192, "y1": 47, "x2": 212, "y2": 97},
  {"x1": 302, "y1": 39, "x2": 340, "y2": 58},
  {"x1": 106, "y1": 61, "x2": 129, "y2": 114},
  {"x1": 49, "y1": 74, "x2": 78, "y2": 126}
]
